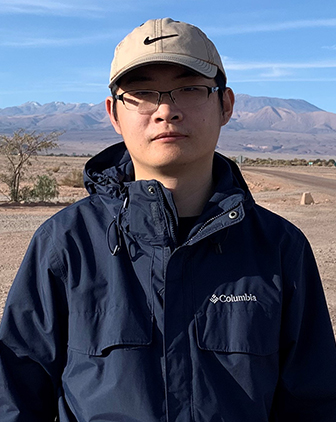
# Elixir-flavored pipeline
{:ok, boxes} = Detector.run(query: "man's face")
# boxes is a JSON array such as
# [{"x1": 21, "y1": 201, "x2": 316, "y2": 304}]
[{"x1": 106, "y1": 64, "x2": 234, "y2": 180}]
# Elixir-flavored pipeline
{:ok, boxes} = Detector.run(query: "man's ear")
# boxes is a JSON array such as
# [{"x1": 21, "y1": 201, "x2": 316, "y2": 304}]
[
  {"x1": 105, "y1": 96, "x2": 122, "y2": 135},
  {"x1": 221, "y1": 87, "x2": 235, "y2": 127}
]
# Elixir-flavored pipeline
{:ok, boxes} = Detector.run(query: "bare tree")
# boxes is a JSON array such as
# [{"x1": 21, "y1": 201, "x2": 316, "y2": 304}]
[{"x1": 0, "y1": 129, "x2": 62, "y2": 202}]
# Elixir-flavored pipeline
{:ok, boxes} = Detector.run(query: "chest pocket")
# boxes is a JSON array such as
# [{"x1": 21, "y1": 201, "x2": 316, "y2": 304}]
[
  {"x1": 68, "y1": 307, "x2": 153, "y2": 356},
  {"x1": 195, "y1": 305, "x2": 280, "y2": 356}
]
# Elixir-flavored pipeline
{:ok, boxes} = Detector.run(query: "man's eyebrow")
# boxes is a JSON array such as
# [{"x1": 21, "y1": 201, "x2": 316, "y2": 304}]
[
  {"x1": 121, "y1": 75, "x2": 153, "y2": 84},
  {"x1": 122, "y1": 69, "x2": 202, "y2": 85},
  {"x1": 173, "y1": 70, "x2": 201, "y2": 80}
]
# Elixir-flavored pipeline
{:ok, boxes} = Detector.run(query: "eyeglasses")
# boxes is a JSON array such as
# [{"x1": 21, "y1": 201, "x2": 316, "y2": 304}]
[{"x1": 113, "y1": 85, "x2": 220, "y2": 114}]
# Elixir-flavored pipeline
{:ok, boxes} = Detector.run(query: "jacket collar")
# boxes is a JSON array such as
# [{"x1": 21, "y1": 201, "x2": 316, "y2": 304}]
[
  {"x1": 84, "y1": 142, "x2": 253, "y2": 206},
  {"x1": 84, "y1": 142, "x2": 255, "y2": 248}
]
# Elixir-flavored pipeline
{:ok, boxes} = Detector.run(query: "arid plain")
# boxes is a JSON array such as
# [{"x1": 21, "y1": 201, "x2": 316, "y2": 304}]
[{"x1": 0, "y1": 155, "x2": 335, "y2": 336}]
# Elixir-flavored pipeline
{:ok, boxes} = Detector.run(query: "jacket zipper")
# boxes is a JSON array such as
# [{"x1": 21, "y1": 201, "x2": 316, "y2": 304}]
[
  {"x1": 156, "y1": 183, "x2": 178, "y2": 247},
  {"x1": 184, "y1": 204, "x2": 242, "y2": 246}
]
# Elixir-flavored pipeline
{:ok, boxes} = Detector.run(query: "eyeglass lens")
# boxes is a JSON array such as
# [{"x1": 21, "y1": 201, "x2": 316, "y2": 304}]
[{"x1": 122, "y1": 86, "x2": 212, "y2": 113}]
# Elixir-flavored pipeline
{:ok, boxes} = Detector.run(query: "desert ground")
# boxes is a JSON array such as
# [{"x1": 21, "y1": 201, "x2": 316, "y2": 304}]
[{"x1": 0, "y1": 155, "x2": 335, "y2": 337}]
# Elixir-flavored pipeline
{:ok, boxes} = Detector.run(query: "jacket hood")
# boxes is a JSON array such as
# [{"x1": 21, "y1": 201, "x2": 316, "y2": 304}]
[
  {"x1": 84, "y1": 142, "x2": 134, "y2": 196},
  {"x1": 83, "y1": 142, "x2": 254, "y2": 254}
]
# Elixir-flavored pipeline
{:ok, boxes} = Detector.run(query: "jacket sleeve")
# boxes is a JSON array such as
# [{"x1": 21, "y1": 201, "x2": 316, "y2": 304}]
[
  {"x1": 0, "y1": 226, "x2": 68, "y2": 422},
  {"x1": 270, "y1": 232, "x2": 336, "y2": 421}
]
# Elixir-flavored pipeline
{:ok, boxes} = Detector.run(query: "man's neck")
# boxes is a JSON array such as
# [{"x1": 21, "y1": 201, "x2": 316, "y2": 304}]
[
  {"x1": 166, "y1": 172, "x2": 214, "y2": 217},
  {"x1": 135, "y1": 161, "x2": 214, "y2": 217}
]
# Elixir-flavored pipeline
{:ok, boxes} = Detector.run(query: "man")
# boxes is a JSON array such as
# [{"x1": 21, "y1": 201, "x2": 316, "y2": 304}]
[{"x1": 0, "y1": 18, "x2": 335, "y2": 422}]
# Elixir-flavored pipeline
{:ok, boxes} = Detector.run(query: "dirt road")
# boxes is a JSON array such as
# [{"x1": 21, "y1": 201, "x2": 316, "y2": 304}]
[{"x1": 246, "y1": 167, "x2": 336, "y2": 193}]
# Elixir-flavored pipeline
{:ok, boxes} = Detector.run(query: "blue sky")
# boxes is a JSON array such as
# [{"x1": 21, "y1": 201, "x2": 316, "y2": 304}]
[{"x1": 1, "y1": 0, "x2": 336, "y2": 112}]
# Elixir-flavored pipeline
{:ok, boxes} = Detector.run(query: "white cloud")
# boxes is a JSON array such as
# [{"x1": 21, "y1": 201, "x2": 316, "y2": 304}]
[
  {"x1": 206, "y1": 18, "x2": 336, "y2": 36},
  {"x1": 222, "y1": 58, "x2": 336, "y2": 71},
  {"x1": 230, "y1": 77, "x2": 336, "y2": 83},
  {"x1": 259, "y1": 68, "x2": 291, "y2": 78},
  {"x1": 322, "y1": 44, "x2": 336, "y2": 51},
  {"x1": 0, "y1": 32, "x2": 121, "y2": 48},
  {"x1": 0, "y1": 0, "x2": 95, "y2": 15},
  {"x1": 0, "y1": 0, "x2": 134, "y2": 16},
  {"x1": 221, "y1": 57, "x2": 336, "y2": 83}
]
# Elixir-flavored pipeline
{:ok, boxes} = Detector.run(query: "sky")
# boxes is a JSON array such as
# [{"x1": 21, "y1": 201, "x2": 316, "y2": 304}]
[{"x1": 1, "y1": 0, "x2": 336, "y2": 113}]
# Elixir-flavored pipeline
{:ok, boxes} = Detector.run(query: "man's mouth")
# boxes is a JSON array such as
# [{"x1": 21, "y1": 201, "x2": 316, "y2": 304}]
[{"x1": 152, "y1": 132, "x2": 187, "y2": 141}]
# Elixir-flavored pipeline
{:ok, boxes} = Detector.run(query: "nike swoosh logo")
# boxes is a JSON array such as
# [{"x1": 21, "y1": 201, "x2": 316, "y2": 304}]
[{"x1": 143, "y1": 34, "x2": 179, "y2": 45}]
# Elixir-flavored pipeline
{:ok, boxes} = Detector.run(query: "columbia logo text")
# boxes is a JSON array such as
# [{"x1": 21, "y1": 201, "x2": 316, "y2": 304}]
[{"x1": 210, "y1": 293, "x2": 257, "y2": 304}]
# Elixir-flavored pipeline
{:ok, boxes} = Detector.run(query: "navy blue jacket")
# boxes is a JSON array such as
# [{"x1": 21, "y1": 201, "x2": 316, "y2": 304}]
[{"x1": 1, "y1": 142, "x2": 336, "y2": 421}]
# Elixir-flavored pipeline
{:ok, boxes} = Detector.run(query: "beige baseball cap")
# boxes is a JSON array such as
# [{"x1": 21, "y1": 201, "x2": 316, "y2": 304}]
[{"x1": 109, "y1": 18, "x2": 226, "y2": 87}]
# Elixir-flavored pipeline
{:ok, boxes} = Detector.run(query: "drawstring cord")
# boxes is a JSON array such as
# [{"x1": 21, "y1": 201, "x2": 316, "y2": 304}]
[
  {"x1": 209, "y1": 237, "x2": 223, "y2": 254},
  {"x1": 215, "y1": 242, "x2": 223, "y2": 254},
  {"x1": 106, "y1": 196, "x2": 128, "y2": 256}
]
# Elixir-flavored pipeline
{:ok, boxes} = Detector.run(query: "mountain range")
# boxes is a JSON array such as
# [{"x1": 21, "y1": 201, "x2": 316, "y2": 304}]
[{"x1": 0, "y1": 94, "x2": 335, "y2": 156}]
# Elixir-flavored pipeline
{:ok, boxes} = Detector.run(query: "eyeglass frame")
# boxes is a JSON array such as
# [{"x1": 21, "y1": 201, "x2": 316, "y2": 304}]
[{"x1": 112, "y1": 85, "x2": 221, "y2": 114}]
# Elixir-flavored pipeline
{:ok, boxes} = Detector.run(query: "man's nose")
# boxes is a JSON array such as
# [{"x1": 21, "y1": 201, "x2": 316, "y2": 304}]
[
  {"x1": 157, "y1": 91, "x2": 176, "y2": 106},
  {"x1": 153, "y1": 92, "x2": 183, "y2": 122}
]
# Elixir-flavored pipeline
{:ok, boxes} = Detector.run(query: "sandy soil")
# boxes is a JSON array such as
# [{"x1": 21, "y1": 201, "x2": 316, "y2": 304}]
[{"x1": 0, "y1": 156, "x2": 335, "y2": 336}]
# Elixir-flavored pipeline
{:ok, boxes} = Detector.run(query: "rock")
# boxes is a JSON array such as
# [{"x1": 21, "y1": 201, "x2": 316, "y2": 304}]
[{"x1": 300, "y1": 192, "x2": 314, "y2": 205}]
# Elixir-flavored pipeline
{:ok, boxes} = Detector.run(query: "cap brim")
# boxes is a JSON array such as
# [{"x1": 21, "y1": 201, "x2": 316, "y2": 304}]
[{"x1": 109, "y1": 53, "x2": 219, "y2": 87}]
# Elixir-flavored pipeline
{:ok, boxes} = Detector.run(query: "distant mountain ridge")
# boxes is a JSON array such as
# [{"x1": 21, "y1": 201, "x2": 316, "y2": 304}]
[
  {"x1": 0, "y1": 101, "x2": 104, "y2": 117},
  {"x1": 233, "y1": 94, "x2": 323, "y2": 114},
  {"x1": 0, "y1": 94, "x2": 325, "y2": 117},
  {"x1": 0, "y1": 95, "x2": 335, "y2": 156}
]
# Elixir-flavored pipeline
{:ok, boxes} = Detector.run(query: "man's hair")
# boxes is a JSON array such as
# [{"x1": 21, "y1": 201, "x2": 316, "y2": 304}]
[
  {"x1": 110, "y1": 69, "x2": 227, "y2": 121},
  {"x1": 214, "y1": 70, "x2": 227, "y2": 110}
]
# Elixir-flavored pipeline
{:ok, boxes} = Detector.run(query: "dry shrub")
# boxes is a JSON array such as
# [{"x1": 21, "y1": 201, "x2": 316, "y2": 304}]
[
  {"x1": 30, "y1": 175, "x2": 59, "y2": 201},
  {"x1": 61, "y1": 169, "x2": 84, "y2": 188}
]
